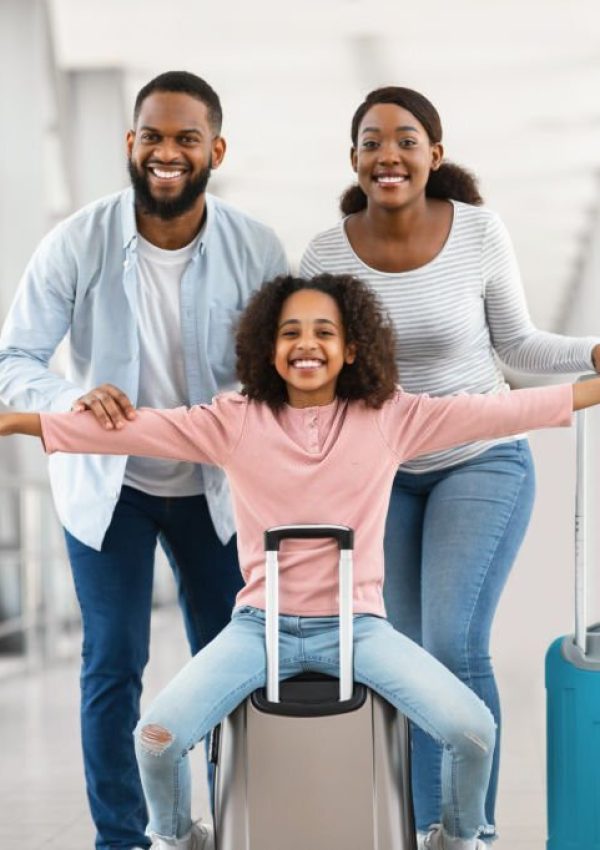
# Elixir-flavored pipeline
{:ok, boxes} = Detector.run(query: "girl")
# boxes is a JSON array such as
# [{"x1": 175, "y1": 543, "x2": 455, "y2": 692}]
[
  {"x1": 300, "y1": 86, "x2": 600, "y2": 841},
  {"x1": 0, "y1": 273, "x2": 595, "y2": 850}
]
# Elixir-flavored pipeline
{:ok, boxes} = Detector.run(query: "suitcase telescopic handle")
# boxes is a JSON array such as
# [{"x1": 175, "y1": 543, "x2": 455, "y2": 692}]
[
  {"x1": 575, "y1": 377, "x2": 596, "y2": 654},
  {"x1": 264, "y1": 524, "x2": 354, "y2": 704},
  {"x1": 265, "y1": 524, "x2": 354, "y2": 551}
]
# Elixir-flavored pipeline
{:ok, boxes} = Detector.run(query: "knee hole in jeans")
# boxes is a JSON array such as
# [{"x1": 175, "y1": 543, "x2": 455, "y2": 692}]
[{"x1": 139, "y1": 723, "x2": 174, "y2": 756}]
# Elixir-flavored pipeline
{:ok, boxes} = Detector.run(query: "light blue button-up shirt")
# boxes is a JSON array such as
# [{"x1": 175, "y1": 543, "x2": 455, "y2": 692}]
[{"x1": 0, "y1": 188, "x2": 288, "y2": 549}]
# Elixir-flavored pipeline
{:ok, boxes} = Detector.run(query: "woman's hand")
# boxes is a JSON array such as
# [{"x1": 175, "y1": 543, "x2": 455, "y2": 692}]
[
  {"x1": 592, "y1": 344, "x2": 600, "y2": 373},
  {"x1": 0, "y1": 413, "x2": 42, "y2": 438}
]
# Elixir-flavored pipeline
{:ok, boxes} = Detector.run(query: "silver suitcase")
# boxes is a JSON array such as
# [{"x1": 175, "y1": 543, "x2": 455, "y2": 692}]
[{"x1": 212, "y1": 524, "x2": 416, "y2": 850}]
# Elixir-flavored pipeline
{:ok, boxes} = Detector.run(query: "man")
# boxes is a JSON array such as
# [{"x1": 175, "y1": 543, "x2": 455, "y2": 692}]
[{"x1": 0, "y1": 71, "x2": 287, "y2": 850}]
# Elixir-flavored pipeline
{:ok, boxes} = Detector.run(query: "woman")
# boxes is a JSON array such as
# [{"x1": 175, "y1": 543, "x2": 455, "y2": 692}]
[{"x1": 300, "y1": 86, "x2": 600, "y2": 843}]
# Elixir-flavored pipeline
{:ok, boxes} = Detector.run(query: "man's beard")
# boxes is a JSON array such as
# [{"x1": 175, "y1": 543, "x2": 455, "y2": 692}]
[{"x1": 127, "y1": 158, "x2": 211, "y2": 220}]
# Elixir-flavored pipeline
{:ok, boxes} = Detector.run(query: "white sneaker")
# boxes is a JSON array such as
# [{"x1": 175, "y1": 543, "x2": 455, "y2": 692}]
[
  {"x1": 424, "y1": 826, "x2": 486, "y2": 850},
  {"x1": 150, "y1": 820, "x2": 214, "y2": 850},
  {"x1": 190, "y1": 821, "x2": 214, "y2": 850}
]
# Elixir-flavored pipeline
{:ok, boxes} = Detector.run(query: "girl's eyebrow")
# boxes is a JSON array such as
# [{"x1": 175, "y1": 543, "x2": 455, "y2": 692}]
[
  {"x1": 360, "y1": 125, "x2": 419, "y2": 135},
  {"x1": 278, "y1": 318, "x2": 338, "y2": 328}
]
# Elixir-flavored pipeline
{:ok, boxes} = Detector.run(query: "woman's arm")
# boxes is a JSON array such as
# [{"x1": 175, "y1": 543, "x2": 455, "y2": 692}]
[
  {"x1": 483, "y1": 214, "x2": 600, "y2": 374},
  {"x1": 0, "y1": 412, "x2": 42, "y2": 437}
]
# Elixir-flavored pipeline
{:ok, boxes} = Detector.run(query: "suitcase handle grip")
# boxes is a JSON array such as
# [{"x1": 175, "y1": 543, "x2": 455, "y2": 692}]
[
  {"x1": 265, "y1": 524, "x2": 354, "y2": 551},
  {"x1": 264, "y1": 524, "x2": 354, "y2": 704}
]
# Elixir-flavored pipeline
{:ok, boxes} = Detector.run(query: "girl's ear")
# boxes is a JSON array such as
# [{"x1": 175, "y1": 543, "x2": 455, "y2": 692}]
[
  {"x1": 345, "y1": 343, "x2": 357, "y2": 365},
  {"x1": 350, "y1": 146, "x2": 358, "y2": 174}
]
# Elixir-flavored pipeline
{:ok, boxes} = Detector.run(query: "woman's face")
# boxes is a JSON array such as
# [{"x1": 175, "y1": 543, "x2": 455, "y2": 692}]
[{"x1": 351, "y1": 103, "x2": 443, "y2": 211}]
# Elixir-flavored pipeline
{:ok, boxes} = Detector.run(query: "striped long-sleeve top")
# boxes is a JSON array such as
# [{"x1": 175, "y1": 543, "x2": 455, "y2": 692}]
[{"x1": 300, "y1": 200, "x2": 599, "y2": 472}]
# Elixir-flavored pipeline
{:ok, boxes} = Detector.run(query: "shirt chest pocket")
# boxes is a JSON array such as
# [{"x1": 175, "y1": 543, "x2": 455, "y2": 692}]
[{"x1": 207, "y1": 305, "x2": 243, "y2": 384}]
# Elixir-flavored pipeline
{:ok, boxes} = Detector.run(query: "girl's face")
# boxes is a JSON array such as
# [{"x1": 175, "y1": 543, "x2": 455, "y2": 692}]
[
  {"x1": 273, "y1": 289, "x2": 356, "y2": 408},
  {"x1": 351, "y1": 103, "x2": 443, "y2": 211}
]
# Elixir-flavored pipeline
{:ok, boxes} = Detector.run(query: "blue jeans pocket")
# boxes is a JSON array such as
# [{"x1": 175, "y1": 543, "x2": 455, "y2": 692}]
[{"x1": 233, "y1": 605, "x2": 265, "y2": 619}]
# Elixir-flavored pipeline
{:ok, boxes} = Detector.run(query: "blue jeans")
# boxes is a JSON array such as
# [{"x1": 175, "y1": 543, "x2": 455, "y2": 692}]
[
  {"x1": 134, "y1": 607, "x2": 495, "y2": 842},
  {"x1": 383, "y1": 440, "x2": 535, "y2": 837},
  {"x1": 64, "y1": 486, "x2": 243, "y2": 850}
]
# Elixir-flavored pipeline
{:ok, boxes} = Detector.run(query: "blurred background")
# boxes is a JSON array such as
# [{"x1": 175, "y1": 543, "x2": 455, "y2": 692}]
[{"x1": 1, "y1": 0, "x2": 600, "y2": 847}]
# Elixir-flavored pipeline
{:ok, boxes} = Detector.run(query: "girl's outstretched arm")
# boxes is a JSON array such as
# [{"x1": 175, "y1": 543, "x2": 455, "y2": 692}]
[
  {"x1": 383, "y1": 377, "x2": 600, "y2": 463},
  {"x1": 1, "y1": 393, "x2": 247, "y2": 469},
  {"x1": 0, "y1": 412, "x2": 42, "y2": 437}
]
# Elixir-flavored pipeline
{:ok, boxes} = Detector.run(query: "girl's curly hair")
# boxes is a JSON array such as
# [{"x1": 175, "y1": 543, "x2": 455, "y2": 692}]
[{"x1": 236, "y1": 273, "x2": 398, "y2": 409}]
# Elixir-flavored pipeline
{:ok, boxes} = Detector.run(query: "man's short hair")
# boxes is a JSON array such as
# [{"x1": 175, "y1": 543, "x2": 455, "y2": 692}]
[{"x1": 133, "y1": 71, "x2": 222, "y2": 133}]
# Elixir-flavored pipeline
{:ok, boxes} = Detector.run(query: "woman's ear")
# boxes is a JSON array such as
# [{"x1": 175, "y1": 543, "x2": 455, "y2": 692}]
[
  {"x1": 350, "y1": 146, "x2": 358, "y2": 174},
  {"x1": 430, "y1": 142, "x2": 444, "y2": 171},
  {"x1": 345, "y1": 343, "x2": 357, "y2": 365}
]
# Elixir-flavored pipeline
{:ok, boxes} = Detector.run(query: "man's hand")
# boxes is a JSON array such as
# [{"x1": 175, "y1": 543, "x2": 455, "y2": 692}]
[{"x1": 72, "y1": 384, "x2": 136, "y2": 430}]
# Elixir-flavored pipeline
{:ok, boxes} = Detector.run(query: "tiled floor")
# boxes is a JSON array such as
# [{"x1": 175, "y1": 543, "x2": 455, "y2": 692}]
[
  {"x1": 0, "y1": 609, "x2": 209, "y2": 850},
  {"x1": 0, "y1": 604, "x2": 547, "y2": 850}
]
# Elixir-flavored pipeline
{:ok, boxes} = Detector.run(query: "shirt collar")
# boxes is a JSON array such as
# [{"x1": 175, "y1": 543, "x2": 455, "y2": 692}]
[{"x1": 120, "y1": 187, "x2": 214, "y2": 256}]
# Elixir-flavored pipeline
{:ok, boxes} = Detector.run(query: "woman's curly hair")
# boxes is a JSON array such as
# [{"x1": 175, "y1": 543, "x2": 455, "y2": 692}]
[{"x1": 236, "y1": 273, "x2": 398, "y2": 409}]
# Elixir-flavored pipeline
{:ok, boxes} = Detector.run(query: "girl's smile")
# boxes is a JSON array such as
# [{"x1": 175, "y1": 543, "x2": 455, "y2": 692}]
[{"x1": 273, "y1": 289, "x2": 356, "y2": 408}]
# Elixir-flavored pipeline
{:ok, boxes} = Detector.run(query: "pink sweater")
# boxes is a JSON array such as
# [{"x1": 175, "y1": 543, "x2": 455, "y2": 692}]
[{"x1": 41, "y1": 385, "x2": 573, "y2": 616}]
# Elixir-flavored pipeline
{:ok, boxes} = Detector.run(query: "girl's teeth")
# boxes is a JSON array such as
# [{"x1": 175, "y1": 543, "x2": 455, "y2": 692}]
[{"x1": 294, "y1": 359, "x2": 322, "y2": 369}]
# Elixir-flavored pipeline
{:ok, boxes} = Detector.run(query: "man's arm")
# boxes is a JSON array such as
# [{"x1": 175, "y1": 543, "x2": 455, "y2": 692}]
[
  {"x1": 0, "y1": 227, "x2": 136, "y2": 427},
  {"x1": 0, "y1": 228, "x2": 84, "y2": 411}
]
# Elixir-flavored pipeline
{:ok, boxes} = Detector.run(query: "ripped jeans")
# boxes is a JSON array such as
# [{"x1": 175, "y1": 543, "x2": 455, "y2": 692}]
[{"x1": 135, "y1": 607, "x2": 495, "y2": 842}]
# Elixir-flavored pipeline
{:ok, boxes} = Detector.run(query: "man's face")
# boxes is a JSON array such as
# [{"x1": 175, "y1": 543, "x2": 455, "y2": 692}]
[{"x1": 126, "y1": 91, "x2": 226, "y2": 220}]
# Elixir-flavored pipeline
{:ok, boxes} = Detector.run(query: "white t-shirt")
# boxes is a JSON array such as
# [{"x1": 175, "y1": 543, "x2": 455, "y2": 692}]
[{"x1": 123, "y1": 231, "x2": 205, "y2": 497}]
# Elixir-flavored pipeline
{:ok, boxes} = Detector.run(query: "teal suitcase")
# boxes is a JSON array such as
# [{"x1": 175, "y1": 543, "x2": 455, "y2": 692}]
[{"x1": 546, "y1": 396, "x2": 600, "y2": 850}]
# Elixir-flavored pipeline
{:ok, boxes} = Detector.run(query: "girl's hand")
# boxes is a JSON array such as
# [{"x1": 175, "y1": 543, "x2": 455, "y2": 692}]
[
  {"x1": 0, "y1": 413, "x2": 16, "y2": 437},
  {"x1": 573, "y1": 376, "x2": 600, "y2": 411},
  {"x1": 0, "y1": 413, "x2": 42, "y2": 438},
  {"x1": 592, "y1": 344, "x2": 600, "y2": 373}
]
